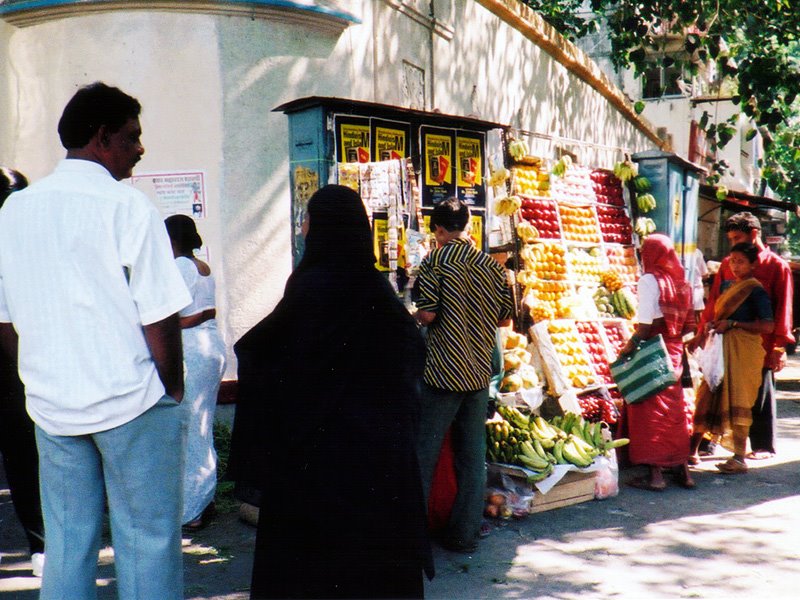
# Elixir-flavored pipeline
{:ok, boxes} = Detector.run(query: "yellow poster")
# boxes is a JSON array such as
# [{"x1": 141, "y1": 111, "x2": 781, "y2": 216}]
[
  {"x1": 456, "y1": 135, "x2": 482, "y2": 187},
  {"x1": 373, "y1": 217, "x2": 406, "y2": 272},
  {"x1": 375, "y1": 127, "x2": 406, "y2": 161},
  {"x1": 424, "y1": 133, "x2": 453, "y2": 186},
  {"x1": 340, "y1": 123, "x2": 371, "y2": 163}
]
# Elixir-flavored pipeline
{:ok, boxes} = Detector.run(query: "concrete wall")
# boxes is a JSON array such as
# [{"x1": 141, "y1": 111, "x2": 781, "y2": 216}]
[{"x1": 0, "y1": 0, "x2": 660, "y2": 377}]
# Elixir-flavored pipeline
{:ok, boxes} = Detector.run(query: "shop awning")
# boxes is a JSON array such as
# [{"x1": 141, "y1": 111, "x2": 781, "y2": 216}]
[
  {"x1": 699, "y1": 183, "x2": 797, "y2": 215},
  {"x1": 273, "y1": 96, "x2": 508, "y2": 132}
]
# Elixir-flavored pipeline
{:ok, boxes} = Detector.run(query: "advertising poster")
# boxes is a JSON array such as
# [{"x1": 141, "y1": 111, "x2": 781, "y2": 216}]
[
  {"x1": 455, "y1": 132, "x2": 486, "y2": 207},
  {"x1": 337, "y1": 117, "x2": 371, "y2": 163},
  {"x1": 421, "y1": 127, "x2": 455, "y2": 206},
  {"x1": 373, "y1": 120, "x2": 409, "y2": 161},
  {"x1": 130, "y1": 171, "x2": 206, "y2": 218},
  {"x1": 372, "y1": 214, "x2": 407, "y2": 272}
]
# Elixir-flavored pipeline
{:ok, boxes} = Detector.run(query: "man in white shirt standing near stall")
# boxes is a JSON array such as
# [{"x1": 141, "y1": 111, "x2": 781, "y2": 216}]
[{"x1": 0, "y1": 82, "x2": 191, "y2": 599}]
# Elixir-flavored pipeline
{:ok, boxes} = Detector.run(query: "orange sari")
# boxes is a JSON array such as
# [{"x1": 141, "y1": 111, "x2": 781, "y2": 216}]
[{"x1": 693, "y1": 278, "x2": 766, "y2": 441}]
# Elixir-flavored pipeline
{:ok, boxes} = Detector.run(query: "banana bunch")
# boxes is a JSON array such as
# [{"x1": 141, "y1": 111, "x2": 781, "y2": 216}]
[
  {"x1": 516, "y1": 221, "x2": 540, "y2": 243},
  {"x1": 634, "y1": 217, "x2": 656, "y2": 237},
  {"x1": 494, "y1": 195, "x2": 522, "y2": 216},
  {"x1": 508, "y1": 138, "x2": 530, "y2": 162},
  {"x1": 613, "y1": 159, "x2": 637, "y2": 183},
  {"x1": 632, "y1": 176, "x2": 651, "y2": 193},
  {"x1": 610, "y1": 287, "x2": 637, "y2": 319},
  {"x1": 636, "y1": 193, "x2": 657, "y2": 213},
  {"x1": 486, "y1": 407, "x2": 534, "y2": 464},
  {"x1": 600, "y1": 270, "x2": 624, "y2": 292},
  {"x1": 593, "y1": 285, "x2": 617, "y2": 317},
  {"x1": 488, "y1": 166, "x2": 510, "y2": 189},
  {"x1": 488, "y1": 407, "x2": 629, "y2": 483},
  {"x1": 551, "y1": 155, "x2": 573, "y2": 178}
]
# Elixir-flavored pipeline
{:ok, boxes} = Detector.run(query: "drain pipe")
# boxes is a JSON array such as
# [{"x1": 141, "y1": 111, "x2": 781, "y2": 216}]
[{"x1": 429, "y1": 0, "x2": 435, "y2": 110}]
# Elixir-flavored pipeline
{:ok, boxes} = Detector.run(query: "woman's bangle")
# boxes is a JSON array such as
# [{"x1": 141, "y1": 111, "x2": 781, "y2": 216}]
[{"x1": 730, "y1": 320, "x2": 737, "y2": 329}]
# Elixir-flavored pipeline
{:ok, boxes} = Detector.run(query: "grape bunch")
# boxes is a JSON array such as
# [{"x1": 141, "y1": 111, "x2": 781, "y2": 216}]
[{"x1": 577, "y1": 392, "x2": 618, "y2": 424}]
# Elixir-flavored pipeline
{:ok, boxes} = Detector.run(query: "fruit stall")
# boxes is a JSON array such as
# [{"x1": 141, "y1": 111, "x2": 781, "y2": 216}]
[{"x1": 483, "y1": 137, "x2": 658, "y2": 517}]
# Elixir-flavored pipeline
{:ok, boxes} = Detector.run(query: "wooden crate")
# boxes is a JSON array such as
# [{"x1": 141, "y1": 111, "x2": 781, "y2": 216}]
[{"x1": 529, "y1": 470, "x2": 596, "y2": 513}]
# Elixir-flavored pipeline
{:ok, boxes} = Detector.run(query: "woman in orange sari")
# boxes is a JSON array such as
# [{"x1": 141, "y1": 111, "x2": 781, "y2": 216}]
[
  {"x1": 618, "y1": 234, "x2": 696, "y2": 491},
  {"x1": 690, "y1": 242, "x2": 774, "y2": 473}
]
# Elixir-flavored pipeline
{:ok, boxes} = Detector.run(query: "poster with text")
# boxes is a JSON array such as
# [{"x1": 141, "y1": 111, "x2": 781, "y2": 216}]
[
  {"x1": 421, "y1": 127, "x2": 455, "y2": 206},
  {"x1": 455, "y1": 132, "x2": 486, "y2": 207},
  {"x1": 337, "y1": 117, "x2": 371, "y2": 163},
  {"x1": 130, "y1": 171, "x2": 206, "y2": 218},
  {"x1": 372, "y1": 213, "x2": 408, "y2": 272},
  {"x1": 372, "y1": 120, "x2": 409, "y2": 161}
]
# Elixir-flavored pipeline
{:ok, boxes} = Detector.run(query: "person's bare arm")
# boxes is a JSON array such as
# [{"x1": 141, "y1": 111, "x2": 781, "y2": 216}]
[
  {"x1": 143, "y1": 313, "x2": 184, "y2": 402},
  {"x1": 416, "y1": 309, "x2": 437, "y2": 327},
  {"x1": 0, "y1": 322, "x2": 18, "y2": 364}
]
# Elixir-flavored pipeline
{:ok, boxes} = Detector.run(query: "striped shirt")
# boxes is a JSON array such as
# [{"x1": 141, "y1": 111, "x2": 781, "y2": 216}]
[{"x1": 416, "y1": 238, "x2": 513, "y2": 391}]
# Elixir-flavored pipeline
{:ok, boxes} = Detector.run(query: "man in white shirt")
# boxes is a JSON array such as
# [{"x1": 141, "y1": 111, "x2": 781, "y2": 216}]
[{"x1": 0, "y1": 83, "x2": 191, "y2": 599}]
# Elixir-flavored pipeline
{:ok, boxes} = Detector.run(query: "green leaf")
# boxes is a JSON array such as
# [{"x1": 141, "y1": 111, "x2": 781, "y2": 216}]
[
  {"x1": 745, "y1": 129, "x2": 758, "y2": 142},
  {"x1": 634, "y1": 100, "x2": 646, "y2": 114}
]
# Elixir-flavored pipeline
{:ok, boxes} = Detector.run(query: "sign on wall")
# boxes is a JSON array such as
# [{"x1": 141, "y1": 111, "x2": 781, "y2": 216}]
[{"x1": 130, "y1": 171, "x2": 207, "y2": 218}]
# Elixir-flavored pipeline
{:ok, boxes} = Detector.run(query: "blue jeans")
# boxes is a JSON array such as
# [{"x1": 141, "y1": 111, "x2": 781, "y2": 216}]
[
  {"x1": 416, "y1": 384, "x2": 488, "y2": 547},
  {"x1": 35, "y1": 396, "x2": 185, "y2": 600}
]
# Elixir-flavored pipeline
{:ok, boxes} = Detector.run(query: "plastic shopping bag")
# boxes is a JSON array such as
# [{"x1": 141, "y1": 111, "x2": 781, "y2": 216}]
[{"x1": 694, "y1": 332, "x2": 724, "y2": 392}]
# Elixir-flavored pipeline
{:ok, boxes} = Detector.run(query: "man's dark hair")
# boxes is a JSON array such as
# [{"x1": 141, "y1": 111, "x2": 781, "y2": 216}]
[
  {"x1": 430, "y1": 197, "x2": 469, "y2": 232},
  {"x1": 730, "y1": 242, "x2": 759, "y2": 263},
  {"x1": 724, "y1": 211, "x2": 761, "y2": 234},
  {"x1": 0, "y1": 167, "x2": 28, "y2": 207},
  {"x1": 57, "y1": 82, "x2": 141, "y2": 150}
]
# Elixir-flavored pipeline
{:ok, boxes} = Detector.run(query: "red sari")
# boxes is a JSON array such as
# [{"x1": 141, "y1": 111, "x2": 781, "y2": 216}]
[{"x1": 623, "y1": 234, "x2": 694, "y2": 467}]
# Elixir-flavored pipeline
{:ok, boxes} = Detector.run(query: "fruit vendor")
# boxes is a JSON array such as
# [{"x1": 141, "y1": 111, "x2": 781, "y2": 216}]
[
  {"x1": 618, "y1": 234, "x2": 696, "y2": 491},
  {"x1": 414, "y1": 197, "x2": 513, "y2": 554},
  {"x1": 693, "y1": 212, "x2": 794, "y2": 460}
]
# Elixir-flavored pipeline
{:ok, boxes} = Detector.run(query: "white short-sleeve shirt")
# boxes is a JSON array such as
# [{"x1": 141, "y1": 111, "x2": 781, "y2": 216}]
[
  {"x1": 175, "y1": 256, "x2": 217, "y2": 318},
  {"x1": 0, "y1": 159, "x2": 191, "y2": 435},
  {"x1": 636, "y1": 273, "x2": 664, "y2": 324}
]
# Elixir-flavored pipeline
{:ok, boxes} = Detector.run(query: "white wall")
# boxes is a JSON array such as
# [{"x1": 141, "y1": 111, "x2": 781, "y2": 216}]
[{"x1": 0, "y1": 0, "x2": 660, "y2": 378}]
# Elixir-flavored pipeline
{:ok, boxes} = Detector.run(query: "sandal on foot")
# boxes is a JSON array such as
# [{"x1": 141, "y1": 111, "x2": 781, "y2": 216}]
[
  {"x1": 626, "y1": 476, "x2": 666, "y2": 492},
  {"x1": 745, "y1": 451, "x2": 774, "y2": 460},
  {"x1": 716, "y1": 458, "x2": 748, "y2": 474}
]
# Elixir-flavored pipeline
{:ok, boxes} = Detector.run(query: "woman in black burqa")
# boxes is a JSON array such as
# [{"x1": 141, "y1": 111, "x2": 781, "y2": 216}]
[{"x1": 229, "y1": 185, "x2": 434, "y2": 599}]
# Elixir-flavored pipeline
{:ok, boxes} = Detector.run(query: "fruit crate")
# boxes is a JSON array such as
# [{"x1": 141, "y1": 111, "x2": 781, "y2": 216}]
[
  {"x1": 529, "y1": 470, "x2": 596, "y2": 513},
  {"x1": 519, "y1": 196, "x2": 561, "y2": 240},
  {"x1": 487, "y1": 463, "x2": 596, "y2": 514}
]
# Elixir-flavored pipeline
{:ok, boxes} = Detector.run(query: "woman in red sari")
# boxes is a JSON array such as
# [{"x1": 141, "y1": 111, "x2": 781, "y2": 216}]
[{"x1": 619, "y1": 234, "x2": 696, "y2": 491}]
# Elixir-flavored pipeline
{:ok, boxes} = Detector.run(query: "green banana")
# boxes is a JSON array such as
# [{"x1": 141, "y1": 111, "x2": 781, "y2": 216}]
[
  {"x1": 532, "y1": 438, "x2": 548, "y2": 460},
  {"x1": 592, "y1": 422, "x2": 604, "y2": 448},
  {"x1": 525, "y1": 463, "x2": 554, "y2": 484},
  {"x1": 602, "y1": 437, "x2": 630, "y2": 450},
  {"x1": 562, "y1": 439, "x2": 593, "y2": 467},
  {"x1": 517, "y1": 453, "x2": 550, "y2": 470},
  {"x1": 553, "y1": 439, "x2": 567, "y2": 464}
]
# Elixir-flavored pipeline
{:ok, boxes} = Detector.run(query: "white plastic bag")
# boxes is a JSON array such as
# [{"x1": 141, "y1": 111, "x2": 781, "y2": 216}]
[{"x1": 694, "y1": 332, "x2": 724, "y2": 391}]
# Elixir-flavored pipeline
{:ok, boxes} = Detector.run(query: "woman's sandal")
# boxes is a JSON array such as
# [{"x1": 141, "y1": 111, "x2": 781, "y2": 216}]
[{"x1": 716, "y1": 458, "x2": 748, "y2": 474}]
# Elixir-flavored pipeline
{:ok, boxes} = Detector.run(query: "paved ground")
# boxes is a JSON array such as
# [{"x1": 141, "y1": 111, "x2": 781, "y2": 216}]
[{"x1": 2, "y1": 357, "x2": 800, "y2": 599}]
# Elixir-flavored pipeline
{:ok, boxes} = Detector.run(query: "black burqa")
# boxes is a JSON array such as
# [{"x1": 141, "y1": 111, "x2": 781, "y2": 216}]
[{"x1": 229, "y1": 185, "x2": 434, "y2": 599}]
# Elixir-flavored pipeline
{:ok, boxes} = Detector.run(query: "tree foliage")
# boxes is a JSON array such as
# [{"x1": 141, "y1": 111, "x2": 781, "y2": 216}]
[{"x1": 529, "y1": 1, "x2": 800, "y2": 154}]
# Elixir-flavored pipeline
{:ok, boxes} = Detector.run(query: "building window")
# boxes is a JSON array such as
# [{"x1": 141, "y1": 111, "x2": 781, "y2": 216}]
[{"x1": 642, "y1": 62, "x2": 684, "y2": 99}]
